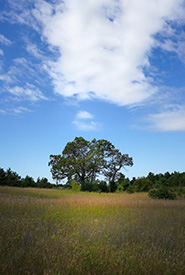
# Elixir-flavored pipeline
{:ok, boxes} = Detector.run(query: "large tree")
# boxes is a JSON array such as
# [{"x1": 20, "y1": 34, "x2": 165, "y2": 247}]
[
  {"x1": 49, "y1": 137, "x2": 133, "y2": 189},
  {"x1": 49, "y1": 137, "x2": 103, "y2": 190}
]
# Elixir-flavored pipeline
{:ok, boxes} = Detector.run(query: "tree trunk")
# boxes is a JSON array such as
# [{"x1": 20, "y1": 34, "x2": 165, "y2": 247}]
[{"x1": 80, "y1": 176, "x2": 85, "y2": 191}]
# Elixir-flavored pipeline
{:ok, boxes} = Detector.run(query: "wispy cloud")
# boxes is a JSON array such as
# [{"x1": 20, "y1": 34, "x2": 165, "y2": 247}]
[
  {"x1": 0, "y1": 105, "x2": 32, "y2": 115},
  {"x1": 146, "y1": 105, "x2": 185, "y2": 132},
  {"x1": 0, "y1": 56, "x2": 50, "y2": 107},
  {"x1": 0, "y1": 34, "x2": 12, "y2": 46},
  {"x1": 73, "y1": 110, "x2": 99, "y2": 131},
  {"x1": 73, "y1": 120, "x2": 98, "y2": 131},
  {"x1": 0, "y1": 49, "x2": 4, "y2": 55},
  {"x1": 8, "y1": 84, "x2": 47, "y2": 101},
  {"x1": 12, "y1": 106, "x2": 32, "y2": 114},
  {"x1": 25, "y1": 38, "x2": 44, "y2": 59},
  {"x1": 0, "y1": 0, "x2": 39, "y2": 31}
]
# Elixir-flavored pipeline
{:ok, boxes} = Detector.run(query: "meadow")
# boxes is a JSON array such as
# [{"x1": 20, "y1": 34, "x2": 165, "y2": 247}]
[{"x1": 0, "y1": 187, "x2": 185, "y2": 275}]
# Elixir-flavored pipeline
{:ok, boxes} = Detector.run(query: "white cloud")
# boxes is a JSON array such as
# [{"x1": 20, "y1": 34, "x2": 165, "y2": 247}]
[
  {"x1": 73, "y1": 120, "x2": 98, "y2": 131},
  {"x1": 0, "y1": 109, "x2": 6, "y2": 114},
  {"x1": 25, "y1": 40, "x2": 44, "y2": 59},
  {"x1": 0, "y1": 105, "x2": 32, "y2": 115},
  {"x1": 12, "y1": 106, "x2": 32, "y2": 114},
  {"x1": 0, "y1": 0, "x2": 39, "y2": 31},
  {"x1": 76, "y1": 110, "x2": 94, "y2": 119},
  {"x1": 0, "y1": 49, "x2": 4, "y2": 55},
  {"x1": 8, "y1": 84, "x2": 47, "y2": 101},
  {"x1": 73, "y1": 110, "x2": 99, "y2": 131},
  {"x1": 31, "y1": 0, "x2": 185, "y2": 106},
  {"x1": 146, "y1": 105, "x2": 185, "y2": 131},
  {"x1": 0, "y1": 34, "x2": 12, "y2": 46}
]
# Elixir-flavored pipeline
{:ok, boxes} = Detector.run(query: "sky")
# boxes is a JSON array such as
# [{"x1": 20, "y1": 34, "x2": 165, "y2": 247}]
[{"x1": 1, "y1": 0, "x2": 185, "y2": 183}]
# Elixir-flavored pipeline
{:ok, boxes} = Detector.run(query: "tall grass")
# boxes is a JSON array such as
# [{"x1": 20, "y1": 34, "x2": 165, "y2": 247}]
[{"x1": 0, "y1": 187, "x2": 185, "y2": 275}]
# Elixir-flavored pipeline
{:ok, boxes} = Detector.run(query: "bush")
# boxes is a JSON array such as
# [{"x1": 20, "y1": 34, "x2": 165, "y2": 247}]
[
  {"x1": 71, "y1": 180, "x2": 81, "y2": 192},
  {"x1": 99, "y1": 181, "x2": 109, "y2": 193},
  {"x1": 127, "y1": 185, "x2": 134, "y2": 193},
  {"x1": 109, "y1": 181, "x2": 117, "y2": 193},
  {"x1": 176, "y1": 187, "x2": 185, "y2": 198},
  {"x1": 148, "y1": 186, "x2": 177, "y2": 200},
  {"x1": 116, "y1": 184, "x2": 124, "y2": 193},
  {"x1": 133, "y1": 177, "x2": 153, "y2": 192}
]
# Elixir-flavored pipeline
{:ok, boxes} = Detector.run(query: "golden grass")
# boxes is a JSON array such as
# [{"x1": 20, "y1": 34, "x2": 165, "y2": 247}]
[{"x1": 0, "y1": 186, "x2": 185, "y2": 275}]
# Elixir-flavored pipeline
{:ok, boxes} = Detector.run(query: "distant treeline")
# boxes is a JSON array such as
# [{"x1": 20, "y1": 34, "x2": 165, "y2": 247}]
[
  {"x1": 65, "y1": 171, "x2": 185, "y2": 193},
  {"x1": 1, "y1": 167, "x2": 185, "y2": 193},
  {"x1": 0, "y1": 168, "x2": 54, "y2": 188}
]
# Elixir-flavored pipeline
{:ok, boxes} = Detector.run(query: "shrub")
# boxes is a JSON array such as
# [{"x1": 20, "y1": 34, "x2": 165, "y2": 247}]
[
  {"x1": 116, "y1": 184, "x2": 124, "y2": 193},
  {"x1": 99, "y1": 181, "x2": 109, "y2": 193},
  {"x1": 71, "y1": 180, "x2": 81, "y2": 192},
  {"x1": 133, "y1": 177, "x2": 153, "y2": 192},
  {"x1": 148, "y1": 186, "x2": 177, "y2": 200},
  {"x1": 109, "y1": 181, "x2": 117, "y2": 193},
  {"x1": 127, "y1": 185, "x2": 134, "y2": 193},
  {"x1": 176, "y1": 187, "x2": 185, "y2": 198},
  {"x1": 91, "y1": 183, "x2": 101, "y2": 193}
]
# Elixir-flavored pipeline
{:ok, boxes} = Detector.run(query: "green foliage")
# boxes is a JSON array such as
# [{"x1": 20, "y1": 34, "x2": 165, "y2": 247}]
[
  {"x1": 109, "y1": 181, "x2": 117, "y2": 193},
  {"x1": 98, "y1": 180, "x2": 109, "y2": 193},
  {"x1": 126, "y1": 185, "x2": 135, "y2": 193},
  {"x1": 71, "y1": 180, "x2": 81, "y2": 192},
  {"x1": 133, "y1": 177, "x2": 152, "y2": 192},
  {"x1": 0, "y1": 167, "x2": 52, "y2": 189},
  {"x1": 22, "y1": 176, "x2": 36, "y2": 187},
  {"x1": 148, "y1": 186, "x2": 177, "y2": 200},
  {"x1": 116, "y1": 184, "x2": 124, "y2": 192},
  {"x1": 49, "y1": 137, "x2": 133, "y2": 188},
  {"x1": 91, "y1": 183, "x2": 101, "y2": 193},
  {"x1": 37, "y1": 177, "x2": 52, "y2": 188},
  {"x1": 146, "y1": 171, "x2": 185, "y2": 187},
  {"x1": 176, "y1": 187, "x2": 185, "y2": 198},
  {"x1": 0, "y1": 168, "x2": 6, "y2": 185},
  {"x1": 117, "y1": 173, "x2": 131, "y2": 191},
  {"x1": 82, "y1": 179, "x2": 107, "y2": 193},
  {"x1": 6, "y1": 168, "x2": 21, "y2": 187}
]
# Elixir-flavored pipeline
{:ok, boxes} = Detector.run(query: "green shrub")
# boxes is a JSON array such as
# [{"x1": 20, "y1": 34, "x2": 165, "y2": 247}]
[
  {"x1": 71, "y1": 180, "x2": 81, "y2": 192},
  {"x1": 148, "y1": 186, "x2": 177, "y2": 200},
  {"x1": 116, "y1": 184, "x2": 124, "y2": 193},
  {"x1": 133, "y1": 177, "x2": 152, "y2": 192},
  {"x1": 126, "y1": 185, "x2": 134, "y2": 193},
  {"x1": 176, "y1": 187, "x2": 185, "y2": 198}
]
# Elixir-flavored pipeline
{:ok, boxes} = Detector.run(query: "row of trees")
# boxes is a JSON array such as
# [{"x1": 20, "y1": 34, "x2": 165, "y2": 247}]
[
  {"x1": 1, "y1": 167, "x2": 185, "y2": 197},
  {"x1": 61, "y1": 171, "x2": 185, "y2": 194},
  {"x1": 0, "y1": 167, "x2": 53, "y2": 188}
]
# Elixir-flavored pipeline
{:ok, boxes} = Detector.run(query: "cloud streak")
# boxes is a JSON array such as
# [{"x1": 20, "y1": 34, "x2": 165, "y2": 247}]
[
  {"x1": 0, "y1": 34, "x2": 12, "y2": 46},
  {"x1": 8, "y1": 84, "x2": 47, "y2": 102},
  {"x1": 146, "y1": 105, "x2": 185, "y2": 132}
]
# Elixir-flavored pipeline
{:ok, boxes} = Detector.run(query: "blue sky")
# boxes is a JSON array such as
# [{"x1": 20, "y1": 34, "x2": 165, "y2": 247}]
[{"x1": 1, "y1": 0, "x2": 185, "y2": 183}]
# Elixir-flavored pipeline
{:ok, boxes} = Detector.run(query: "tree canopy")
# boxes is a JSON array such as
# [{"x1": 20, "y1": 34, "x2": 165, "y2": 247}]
[{"x1": 48, "y1": 137, "x2": 133, "y2": 189}]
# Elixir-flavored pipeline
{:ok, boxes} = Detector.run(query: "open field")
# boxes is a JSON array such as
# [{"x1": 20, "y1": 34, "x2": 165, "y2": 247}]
[{"x1": 0, "y1": 187, "x2": 185, "y2": 275}]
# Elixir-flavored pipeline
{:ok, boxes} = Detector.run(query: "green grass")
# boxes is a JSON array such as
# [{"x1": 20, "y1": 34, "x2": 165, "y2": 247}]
[{"x1": 0, "y1": 187, "x2": 185, "y2": 275}]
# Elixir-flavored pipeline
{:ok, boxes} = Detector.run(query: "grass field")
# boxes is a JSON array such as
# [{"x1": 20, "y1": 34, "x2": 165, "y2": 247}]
[{"x1": 0, "y1": 187, "x2": 185, "y2": 275}]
